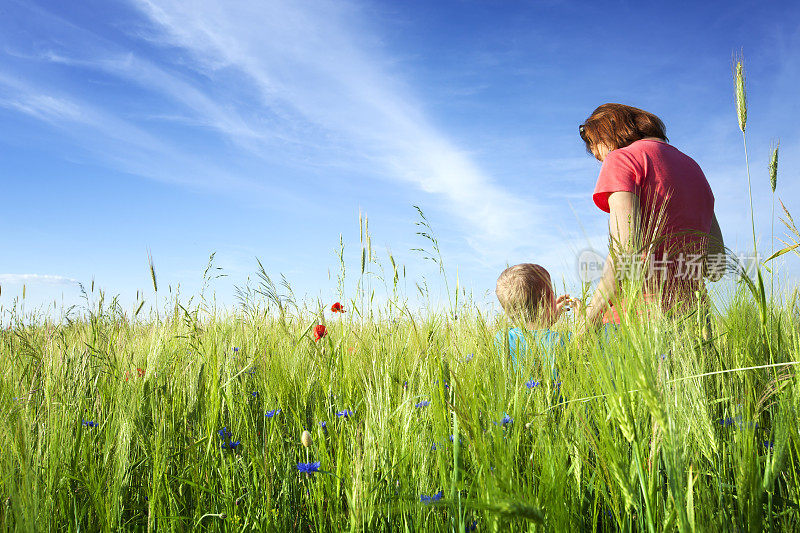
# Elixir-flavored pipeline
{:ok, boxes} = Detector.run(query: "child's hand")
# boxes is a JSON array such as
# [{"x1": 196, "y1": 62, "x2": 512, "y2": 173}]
[
  {"x1": 554, "y1": 294, "x2": 573, "y2": 318},
  {"x1": 555, "y1": 295, "x2": 585, "y2": 317}
]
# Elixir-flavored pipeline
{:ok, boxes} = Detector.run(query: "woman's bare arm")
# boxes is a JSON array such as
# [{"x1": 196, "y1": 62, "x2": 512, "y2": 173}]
[{"x1": 584, "y1": 191, "x2": 641, "y2": 327}]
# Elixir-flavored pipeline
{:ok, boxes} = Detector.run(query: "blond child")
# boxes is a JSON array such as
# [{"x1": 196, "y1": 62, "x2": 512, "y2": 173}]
[{"x1": 494, "y1": 263, "x2": 579, "y2": 373}]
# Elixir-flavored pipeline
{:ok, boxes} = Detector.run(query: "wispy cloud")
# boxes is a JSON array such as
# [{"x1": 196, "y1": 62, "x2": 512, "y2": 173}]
[
  {"x1": 0, "y1": 72, "x2": 286, "y2": 198},
  {"x1": 129, "y1": 0, "x2": 542, "y2": 246},
  {"x1": 0, "y1": 93, "x2": 83, "y2": 123},
  {"x1": 38, "y1": 50, "x2": 277, "y2": 149},
  {"x1": 0, "y1": 0, "x2": 547, "y2": 257},
  {"x1": 0, "y1": 274, "x2": 79, "y2": 285}
]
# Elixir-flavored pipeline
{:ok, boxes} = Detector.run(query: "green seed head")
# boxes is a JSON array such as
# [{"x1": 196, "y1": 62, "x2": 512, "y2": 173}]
[
  {"x1": 734, "y1": 60, "x2": 747, "y2": 133},
  {"x1": 769, "y1": 142, "x2": 779, "y2": 193}
]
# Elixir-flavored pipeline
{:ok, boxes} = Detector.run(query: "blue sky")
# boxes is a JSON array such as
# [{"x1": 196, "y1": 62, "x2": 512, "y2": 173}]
[{"x1": 1, "y1": 0, "x2": 799, "y2": 316}]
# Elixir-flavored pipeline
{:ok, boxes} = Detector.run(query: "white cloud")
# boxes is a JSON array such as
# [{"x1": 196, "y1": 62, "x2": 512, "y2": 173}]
[
  {"x1": 1, "y1": 0, "x2": 547, "y2": 258},
  {"x1": 0, "y1": 274, "x2": 79, "y2": 285},
  {"x1": 0, "y1": 93, "x2": 84, "y2": 123},
  {"x1": 0, "y1": 73, "x2": 283, "y2": 197},
  {"x1": 129, "y1": 0, "x2": 542, "y2": 245},
  {"x1": 39, "y1": 50, "x2": 275, "y2": 148}
]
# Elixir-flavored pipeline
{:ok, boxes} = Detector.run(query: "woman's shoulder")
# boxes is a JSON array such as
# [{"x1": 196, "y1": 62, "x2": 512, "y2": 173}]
[
  {"x1": 624, "y1": 138, "x2": 692, "y2": 157},
  {"x1": 621, "y1": 138, "x2": 672, "y2": 154},
  {"x1": 620, "y1": 139, "x2": 700, "y2": 167},
  {"x1": 601, "y1": 143, "x2": 643, "y2": 173}
]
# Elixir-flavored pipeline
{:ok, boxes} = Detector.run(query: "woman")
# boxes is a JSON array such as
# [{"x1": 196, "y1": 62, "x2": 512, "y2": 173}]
[{"x1": 577, "y1": 103, "x2": 724, "y2": 327}]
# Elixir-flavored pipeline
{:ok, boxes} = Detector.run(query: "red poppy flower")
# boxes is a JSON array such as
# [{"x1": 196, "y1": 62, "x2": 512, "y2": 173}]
[
  {"x1": 137, "y1": 368, "x2": 145, "y2": 378},
  {"x1": 313, "y1": 324, "x2": 327, "y2": 341},
  {"x1": 331, "y1": 302, "x2": 345, "y2": 313}
]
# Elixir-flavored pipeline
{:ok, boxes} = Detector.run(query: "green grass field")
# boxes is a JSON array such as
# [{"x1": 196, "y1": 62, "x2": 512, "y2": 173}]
[{"x1": 1, "y1": 278, "x2": 799, "y2": 531}]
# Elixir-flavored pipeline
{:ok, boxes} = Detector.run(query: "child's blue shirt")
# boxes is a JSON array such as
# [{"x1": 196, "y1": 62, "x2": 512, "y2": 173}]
[
  {"x1": 494, "y1": 327, "x2": 569, "y2": 375},
  {"x1": 494, "y1": 324, "x2": 618, "y2": 377}
]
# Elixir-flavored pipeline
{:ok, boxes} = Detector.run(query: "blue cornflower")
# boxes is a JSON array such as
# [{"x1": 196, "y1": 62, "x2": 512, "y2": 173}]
[
  {"x1": 466, "y1": 520, "x2": 478, "y2": 532},
  {"x1": 336, "y1": 409, "x2": 353, "y2": 418},
  {"x1": 719, "y1": 417, "x2": 735, "y2": 427},
  {"x1": 82, "y1": 420, "x2": 98, "y2": 428},
  {"x1": 265, "y1": 409, "x2": 282, "y2": 418},
  {"x1": 233, "y1": 347, "x2": 239, "y2": 352},
  {"x1": 297, "y1": 461, "x2": 321, "y2": 473},
  {"x1": 420, "y1": 490, "x2": 443, "y2": 504},
  {"x1": 221, "y1": 440, "x2": 241, "y2": 450},
  {"x1": 501, "y1": 414, "x2": 513, "y2": 425},
  {"x1": 464, "y1": 353, "x2": 474, "y2": 363},
  {"x1": 251, "y1": 391, "x2": 258, "y2": 397},
  {"x1": 430, "y1": 442, "x2": 437, "y2": 451},
  {"x1": 218, "y1": 427, "x2": 232, "y2": 438},
  {"x1": 319, "y1": 421, "x2": 327, "y2": 429},
  {"x1": 415, "y1": 400, "x2": 430, "y2": 408},
  {"x1": 525, "y1": 379, "x2": 540, "y2": 389},
  {"x1": 660, "y1": 353, "x2": 668, "y2": 360}
]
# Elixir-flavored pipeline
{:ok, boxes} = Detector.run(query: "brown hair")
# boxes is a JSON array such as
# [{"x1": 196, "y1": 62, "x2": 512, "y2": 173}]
[
  {"x1": 496, "y1": 264, "x2": 554, "y2": 322},
  {"x1": 579, "y1": 103, "x2": 668, "y2": 158}
]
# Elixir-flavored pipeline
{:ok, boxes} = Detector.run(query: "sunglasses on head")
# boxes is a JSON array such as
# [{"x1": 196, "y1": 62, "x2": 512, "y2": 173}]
[{"x1": 579, "y1": 124, "x2": 587, "y2": 140}]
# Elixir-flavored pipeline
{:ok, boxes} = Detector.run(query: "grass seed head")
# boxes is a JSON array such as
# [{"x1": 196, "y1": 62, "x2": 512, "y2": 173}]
[
  {"x1": 147, "y1": 249, "x2": 158, "y2": 293},
  {"x1": 734, "y1": 58, "x2": 747, "y2": 133},
  {"x1": 769, "y1": 142, "x2": 779, "y2": 192}
]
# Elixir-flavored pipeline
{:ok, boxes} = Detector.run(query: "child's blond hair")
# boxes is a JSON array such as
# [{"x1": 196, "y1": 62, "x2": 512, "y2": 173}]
[{"x1": 496, "y1": 263, "x2": 555, "y2": 324}]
